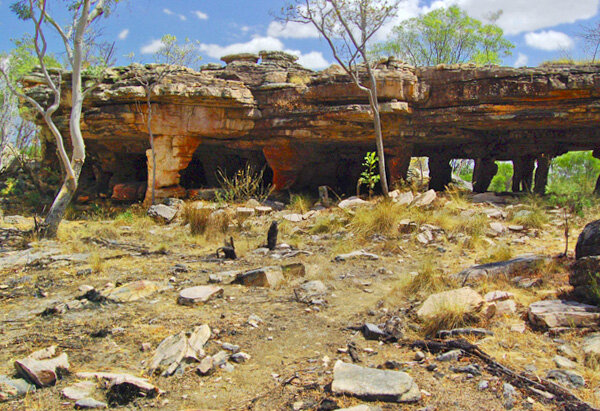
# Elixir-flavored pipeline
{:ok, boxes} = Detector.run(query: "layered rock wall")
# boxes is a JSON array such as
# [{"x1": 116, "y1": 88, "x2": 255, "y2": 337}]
[{"x1": 25, "y1": 52, "x2": 600, "y2": 202}]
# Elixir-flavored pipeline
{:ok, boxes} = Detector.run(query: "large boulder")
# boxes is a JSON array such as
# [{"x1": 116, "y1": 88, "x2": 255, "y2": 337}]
[
  {"x1": 576, "y1": 220, "x2": 600, "y2": 259},
  {"x1": 528, "y1": 300, "x2": 600, "y2": 329},
  {"x1": 570, "y1": 256, "x2": 600, "y2": 304}
]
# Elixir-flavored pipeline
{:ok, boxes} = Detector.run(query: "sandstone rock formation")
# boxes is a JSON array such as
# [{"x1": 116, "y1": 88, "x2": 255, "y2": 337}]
[{"x1": 24, "y1": 52, "x2": 600, "y2": 203}]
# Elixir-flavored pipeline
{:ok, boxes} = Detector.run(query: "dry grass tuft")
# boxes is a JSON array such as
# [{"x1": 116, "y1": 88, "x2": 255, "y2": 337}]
[
  {"x1": 310, "y1": 214, "x2": 344, "y2": 234},
  {"x1": 88, "y1": 252, "x2": 104, "y2": 273},
  {"x1": 399, "y1": 260, "x2": 450, "y2": 296},
  {"x1": 509, "y1": 200, "x2": 549, "y2": 229},
  {"x1": 350, "y1": 200, "x2": 404, "y2": 237},
  {"x1": 479, "y1": 243, "x2": 514, "y2": 264},
  {"x1": 289, "y1": 194, "x2": 313, "y2": 214},
  {"x1": 206, "y1": 209, "x2": 232, "y2": 237},
  {"x1": 182, "y1": 203, "x2": 213, "y2": 235},
  {"x1": 420, "y1": 300, "x2": 481, "y2": 337}
]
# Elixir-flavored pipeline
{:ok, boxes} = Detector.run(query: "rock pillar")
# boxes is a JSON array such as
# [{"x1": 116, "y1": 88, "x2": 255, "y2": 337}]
[
  {"x1": 144, "y1": 135, "x2": 201, "y2": 205},
  {"x1": 263, "y1": 143, "x2": 306, "y2": 190},
  {"x1": 512, "y1": 155, "x2": 535, "y2": 192},
  {"x1": 533, "y1": 154, "x2": 551, "y2": 195},
  {"x1": 386, "y1": 145, "x2": 413, "y2": 188},
  {"x1": 472, "y1": 157, "x2": 498, "y2": 193},
  {"x1": 428, "y1": 155, "x2": 452, "y2": 191}
]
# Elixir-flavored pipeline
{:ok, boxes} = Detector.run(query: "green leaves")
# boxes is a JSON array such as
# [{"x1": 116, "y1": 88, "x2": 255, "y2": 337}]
[
  {"x1": 358, "y1": 151, "x2": 380, "y2": 195},
  {"x1": 374, "y1": 5, "x2": 514, "y2": 66}
]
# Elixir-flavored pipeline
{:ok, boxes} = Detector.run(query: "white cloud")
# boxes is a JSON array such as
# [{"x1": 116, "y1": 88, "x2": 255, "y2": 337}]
[
  {"x1": 267, "y1": 21, "x2": 320, "y2": 39},
  {"x1": 178, "y1": 14, "x2": 187, "y2": 21},
  {"x1": 199, "y1": 36, "x2": 285, "y2": 58},
  {"x1": 163, "y1": 8, "x2": 173, "y2": 15},
  {"x1": 194, "y1": 10, "x2": 208, "y2": 20},
  {"x1": 525, "y1": 30, "x2": 574, "y2": 51},
  {"x1": 514, "y1": 53, "x2": 528, "y2": 67},
  {"x1": 118, "y1": 29, "x2": 129, "y2": 40},
  {"x1": 141, "y1": 39, "x2": 165, "y2": 54},
  {"x1": 423, "y1": 0, "x2": 599, "y2": 35},
  {"x1": 294, "y1": 51, "x2": 330, "y2": 70}
]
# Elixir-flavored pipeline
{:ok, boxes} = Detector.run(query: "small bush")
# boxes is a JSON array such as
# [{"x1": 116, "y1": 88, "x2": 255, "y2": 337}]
[
  {"x1": 216, "y1": 164, "x2": 272, "y2": 203},
  {"x1": 182, "y1": 203, "x2": 212, "y2": 235},
  {"x1": 401, "y1": 261, "x2": 448, "y2": 296},
  {"x1": 479, "y1": 243, "x2": 514, "y2": 264},
  {"x1": 509, "y1": 201, "x2": 548, "y2": 229},
  {"x1": 489, "y1": 162, "x2": 513, "y2": 192}
]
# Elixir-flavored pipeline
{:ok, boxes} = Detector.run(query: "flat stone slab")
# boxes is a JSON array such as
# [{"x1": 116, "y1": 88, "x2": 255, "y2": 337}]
[
  {"x1": 331, "y1": 360, "x2": 420, "y2": 403},
  {"x1": 411, "y1": 189, "x2": 436, "y2": 207},
  {"x1": 334, "y1": 250, "x2": 380, "y2": 262},
  {"x1": 178, "y1": 285, "x2": 223, "y2": 305},
  {"x1": 63, "y1": 381, "x2": 97, "y2": 400},
  {"x1": 338, "y1": 197, "x2": 369, "y2": 209},
  {"x1": 0, "y1": 375, "x2": 35, "y2": 401},
  {"x1": 455, "y1": 254, "x2": 547, "y2": 283},
  {"x1": 528, "y1": 300, "x2": 600, "y2": 328},
  {"x1": 208, "y1": 270, "x2": 239, "y2": 284},
  {"x1": 147, "y1": 204, "x2": 178, "y2": 223},
  {"x1": 106, "y1": 280, "x2": 168, "y2": 303},
  {"x1": 74, "y1": 397, "x2": 107, "y2": 409}
]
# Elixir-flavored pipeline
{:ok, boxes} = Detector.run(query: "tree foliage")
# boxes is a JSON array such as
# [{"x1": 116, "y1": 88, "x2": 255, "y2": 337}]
[{"x1": 375, "y1": 6, "x2": 514, "y2": 66}]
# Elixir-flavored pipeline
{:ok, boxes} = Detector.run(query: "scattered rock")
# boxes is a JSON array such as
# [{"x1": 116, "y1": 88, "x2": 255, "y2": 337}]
[
  {"x1": 212, "y1": 351, "x2": 230, "y2": 367},
  {"x1": 255, "y1": 206, "x2": 273, "y2": 215},
  {"x1": 338, "y1": 197, "x2": 369, "y2": 210},
  {"x1": 527, "y1": 300, "x2": 600, "y2": 329},
  {"x1": 495, "y1": 300, "x2": 517, "y2": 316},
  {"x1": 472, "y1": 192, "x2": 509, "y2": 204},
  {"x1": 455, "y1": 255, "x2": 547, "y2": 283},
  {"x1": 478, "y1": 380, "x2": 489, "y2": 390},
  {"x1": 436, "y1": 350, "x2": 462, "y2": 362},
  {"x1": 106, "y1": 280, "x2": 169, "y2": 303},
  {"x1": 282, "y1": 262, "x2": 306, "y2": 278},
  {"x1": 411, "y1": 190, "x2": 436, "y2": 207},
  {"x1": 450, "y1": 364, "x2": 481, "y2": 376},
  {"x1": 583, "y1": 333, "x2": 600, "y2": 367},
  {"x1": 331, "y1": 360, "x2": 420, "y2": 403},
  {"x1": 503, "y1": 383, "x2": 517, "y2": 409},
  {"x1": 362, "y1": 323, "x2": 388, "y2": 341},
  {"x1": 234, "y1": 266, "x2": 285, "y2": 288},
  {"x1": 106, "y1": 373, "x2": 160, "y2": 406},
  {"x1": 557, "y1": 344, "x2": 577, "y2": 361},
  {"x1": 74, "y1": 397, "x2": 108, "y2": 409},
  {"x1": 147, "y1": 204, "x2": 178, "y2": 223},
  {"x1": 417, "y1": 287, "x2": 484, "y2": 320},
  {"x1": 236, "y1": 207, "x2": 255, "y2": 219},
  {"x1": 178, "y1": 285, "x2": 224, "y2": 305},
  {"x1": 508, "y1": 225, "x2": 524, "y2": 232},
  {"x1": 63, "y1": 381, "x2": 96, "y2": 400},
  {"x1": 148, "y1": 325, "x2": 210, "y2": 376},
  {"x1": 196, "y1": 357, "x2": 214, "y2": 376},
  {"x1": 489, "y1": 222, "x2": 507, "y2": 235},
  {"x1": 553, "y1": 355, "x2": 577, "y2": 369},
  {"x1": 295, "y1": 280, "x2": 327, "y2": 303},
  {"x1": 14, "y1": 346, "x2": 69, "y2": 387},
  {"x1": 575, "y1": 219, "x2": 600, "y2": 259},
  {"x1": 0, "y1": 375, "x2": 35, "y2": 401},
  {"x1": 231, "y1": 352, "x2": 251, "y2": 363},
  {"x1": 334, "y1": 250, "x2": 380, "y2": 262},
  {"x1": 337, "y1": 405, "x2": 382, "y2": 411},
  {"x1": 546, "y1": 369, "x2": 585, "y2": 389},
  {"x1": 208, "y1": 270, "x2": 239, "y2": 284}
]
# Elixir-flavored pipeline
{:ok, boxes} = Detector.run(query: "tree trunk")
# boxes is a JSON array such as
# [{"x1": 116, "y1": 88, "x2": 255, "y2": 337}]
[
  {"x1": 365, "y1": 69, "x2": 389, "y2": 196},
  {"x1": 42, "y1": 161, "x2": 83, "y2": 237},
  {"x1": 146, "y1": 91, "x2": 156, "y2": 206}
]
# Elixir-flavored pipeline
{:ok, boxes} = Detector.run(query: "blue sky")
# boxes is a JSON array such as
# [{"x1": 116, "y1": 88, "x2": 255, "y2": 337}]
[{"x1": 1, "y1": 0, "x2": 599, "y2": 70}]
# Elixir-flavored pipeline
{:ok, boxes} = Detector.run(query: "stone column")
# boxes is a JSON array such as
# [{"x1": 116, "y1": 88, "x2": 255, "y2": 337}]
[
  {"x1": 386, "y1": 144, "x2": 413, "y2": 188},
  {"x1": 472, "y1": 157, "x2": 498, "y2": 193},
  {"x1": 144, "y1": 135, "x2": 201, "y2": 205},
  {"x1": 428, "y1": 155, "x2": 452, "y2": 191},
  {"x1": 263, "y1": 143, "x2": 306, "y2": 191},
  {"x1": 512, "y1": 155, "x2": 535, "y2": 192},
  {"x1": 533, "y1": 154, "x2": 551, "y2": 195}
]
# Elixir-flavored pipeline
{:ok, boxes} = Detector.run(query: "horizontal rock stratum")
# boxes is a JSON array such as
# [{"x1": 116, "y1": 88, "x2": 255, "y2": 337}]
[{"x1": 25, "y1": 51, "x2": 600, "y2": 202}]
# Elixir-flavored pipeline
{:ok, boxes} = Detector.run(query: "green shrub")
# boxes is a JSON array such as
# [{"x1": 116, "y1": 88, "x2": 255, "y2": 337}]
[
  {"x1": 489, "y1": 162, "x2": 513, "y2": 192},
  {"x1": 216, "y1": 164, "x2": 272, "y2": 203}
]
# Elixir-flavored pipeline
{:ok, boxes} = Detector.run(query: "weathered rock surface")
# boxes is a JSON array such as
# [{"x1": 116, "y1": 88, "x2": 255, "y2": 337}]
[
  {"x1": 334, "y1": 250, "x2": 380, "y2": 262},
  {"x1": 178, "y1": 285, "x2": 223, "y2": 305},
  {"x1": 417, "y1": 287, "x2": 484, "y2": 320},
  {"x1": 570, "y1": 256, "x2": 600, "y2": 304},
  {"x1": 106, "y1": 280, "x2": 169, "y2": 303},
  {"x1": 27, "y1": 60, "x2": 600, "y2": 203},
  {"x1": 583, "y1": 333, "x2": 600, "y2": 366},
  {"x1": 14, "y1": 346, "x2": 69, "y2": 387},
  {"x1": 233, "y1": 266, "x2": 285, "y2": 288},
  {"x1": 148, "y1": 325, "x2": 211, "y2": 376},
  {"x1": 62, "y1": 381, "x2": 97, "y2": 400},
  {"x1": 74, "y1": 397, "x2": 108, "y2": 409},
  {"x1": 331, "y1": 360, "x2": 420, "y2": 403},
  {"x1": 147, "y1": 204, "x2": 178, "y2": 223},
  {"x1": 575, "y1": 220, "x2": 600, "y2": 259},
  {"x1": 76, "y1": 372, "x2": 160, "y2": 404},
  {"x1": 528, "y1": 300, "x2": 600, "y2": 328},
  {"x1": 455, "y1": 255, "x2": 546, "y2": 283},
  {"x1": 0, "y1": 375, "x2": 35, "y2": 401}
]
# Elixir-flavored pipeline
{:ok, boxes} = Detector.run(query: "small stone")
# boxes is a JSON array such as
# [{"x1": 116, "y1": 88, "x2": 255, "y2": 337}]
[
  {"x1": 553, "y1": 355, "x2": 577, "y2": 369},
  {"x1": 510, "y1": 322, "x2": 527, "y2": 333},
  {"x1": 74, "y1": 397, "x2": 107, "y2": 409},
  {"x1": 436, "y1": 349, "x2": 462, "y2": 362},
  {"x1": 14, "y1": 347, "x2": 69, "y2": 387},
  {"x1": 414, "y1": 351, "x2": 425, "y2": 361},
  {"x1": 212, "y1": 351, "x2": 230, "y2": 367},
  {"x1": 234, "y1": 266, "x2": 285, "y2": 288},
  {"x1": 140, "y1": 343, "x2": 151, "y2": 352},
  {"x1": 411, "y1": 190, "x2": 436, "y2": 207},
  {"x1": 489, "y1": 222, "x2": 507, "y2": 234},
  {"x1": 79, "y1": 285, "x2": 95, "y2": 293},
  {"x1": 196, "y1": 357, "x2": 214, "y2": 376},
  {"x1": 231, "y1": 352, "x2": 251, "y2": 363},
  {"x1": 177, "y1": 285, "x2": 224, "y2": 305},
  {"x1": 147, "y1": 204, "x2": 178, "y2": 223},
  {"x1": 478, "y1": 380, "x2": 489, "y2": 390},
  {"x1": 495, "y1": 300, "x2": 517, "y2": 316},
  {"x1": 0, "y1": 375, "x2": 35, "y2": 400},
  {"x1": 362, "y1": 323, "x2": 387, "y2": 341},
  {"x1": 508, "y1": 225, "x2": 524, "y2": 231},
  {"x1": 283, "y1": 213, "x2": 303, "y2": 222},
  {"x1": 557, "y1": 344, "x2": 577, "y2": 361},
  {"x1": 255, "y1": 206, "x2": 273, "y2": 215},
  {"x1": 338, "y1": 197, "x2": 369, "y2": 209},
  {"x1": 334, "y1": 250, "x2": 380, "y2": 262},
  {"x1": 208, "y1": 270, "x2": 239, "y2": 284},
  {"x1": 484, "y1": 291, "x2": 514, "y2": 302},
  {"x1": 106, "y1": 280, "x2": 167, "y2": 303},
  {"x1": 63, "y1": 381, "x2": 96, "y2": 400},
  {"x1": 546, "y1": 369, "x2": 585, "y2": 388},
  {"x1": 221, "y1": 343, "x2": 240, "y2": 353},
  {"x1": 220, "y1": 362, "x2": 235, "y2": 373},
  {"x1": 236, "y1": 207, "x2": 255, "y2": 219},
  {"x1": 503, "y1": 383, "x2": 517, "y2": 409}
]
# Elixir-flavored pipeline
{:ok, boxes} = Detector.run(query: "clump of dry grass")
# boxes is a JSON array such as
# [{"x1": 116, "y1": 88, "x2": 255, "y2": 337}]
[
  {"x1": 400, "y1": 260, "x2": 449, "y2": 296},
  {"x1": 350, "y1": 200, "x2": 405, "y2": 237},
  {"x1": 206, "y1": 209, "x2": 232, "y2": 237},
  {"x1": 88, "y1": 252, "x2": 104, "y2": 273},
  {"x1": 479, "y1": 243, "x2": 514, "y2": 264},
  {"x1": 182, "y1": 203, "x2": 212, "y2": 235},
  {"x1": 289, "y1": 194, "x2": 313, "y2": 214},
  {"x1": 310, "y1": 214, "x2": 344, "y2": 234},
  {"x1": 420, "y1": 300, "x2": 481, "y2": 337},
  {"x1": 509, "y1": 198, "x2": 549, "y2": 229}
]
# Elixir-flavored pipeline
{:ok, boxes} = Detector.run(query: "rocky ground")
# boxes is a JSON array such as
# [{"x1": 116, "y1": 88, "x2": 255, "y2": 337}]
[{"x1": 0, "y1": 189, "x2": 599, "y2": 410}]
